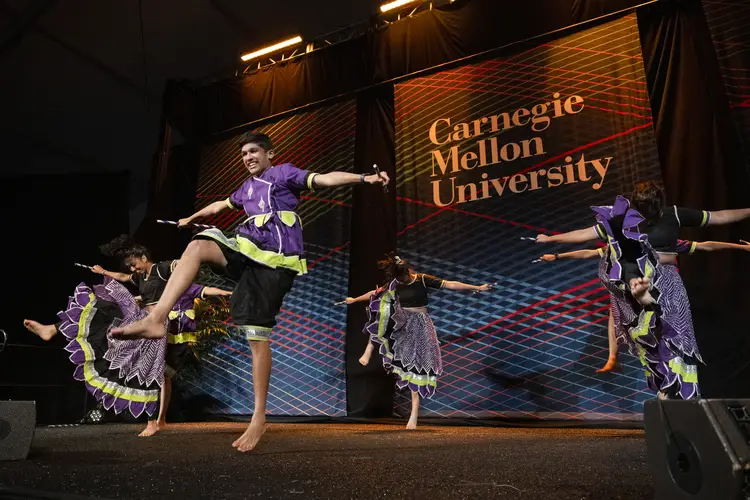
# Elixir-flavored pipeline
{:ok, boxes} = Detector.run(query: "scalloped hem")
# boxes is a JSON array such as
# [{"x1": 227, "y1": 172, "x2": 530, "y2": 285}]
[{"x1": 57, "y1": 282, "x2": 160, "y2": 418}]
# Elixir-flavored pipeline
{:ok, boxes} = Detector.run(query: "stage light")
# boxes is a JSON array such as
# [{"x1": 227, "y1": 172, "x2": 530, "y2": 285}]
[
  {"x1": 240, "y1": 36, "x2": 303, "y2": 62},
  {"x1": 380, "y1": 0, "x2": 421, "y2": 13}
]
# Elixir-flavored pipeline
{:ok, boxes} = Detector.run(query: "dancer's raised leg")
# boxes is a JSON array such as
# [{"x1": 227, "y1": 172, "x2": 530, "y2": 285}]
[
  {"x1": 112, "y1": 240, "x2": 227, "y2": 339},
  {"x1": 23, "y1": 320, "x2": 57, "y2": 341},
  {"x1": 233, "y1": 340, "x2": 271, "y2": 452}
]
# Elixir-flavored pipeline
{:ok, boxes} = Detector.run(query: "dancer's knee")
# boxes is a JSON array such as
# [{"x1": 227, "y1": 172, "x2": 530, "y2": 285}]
[{"x1": 183, "y1": 239, "x2": 217, "y2": 260}]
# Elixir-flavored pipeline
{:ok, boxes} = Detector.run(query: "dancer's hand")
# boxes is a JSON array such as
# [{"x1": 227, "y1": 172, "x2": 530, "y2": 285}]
[
  {"x1": 177, "y1": 217, "x2": 193, "y2": 228},
  {"x1": 475, "y1": 284, "x2": 491, "y2": 292},
  {"x1": 540, "y1": 254, "x2": 557, "y2": 262},
  {"x1": 91, "y1": 265, "x2": 105, "y2": 275},
  {"x1": 345, "y1": 297, "x2": 356, "y2": 304},
  {"x1": 536, "y1": 234, "x2": 551, "y2": 243},
  {"x1": 365, "y1": 172, "x2": 390, "y2": 186},
  {"x1": 740, "y1": 239, "x2": 749, "y2": 249}
]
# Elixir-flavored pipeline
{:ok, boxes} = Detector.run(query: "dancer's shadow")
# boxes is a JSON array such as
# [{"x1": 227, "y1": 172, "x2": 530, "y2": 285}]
[{"x1": 483, "y1": 366, "x2": 574, "y2": 414}]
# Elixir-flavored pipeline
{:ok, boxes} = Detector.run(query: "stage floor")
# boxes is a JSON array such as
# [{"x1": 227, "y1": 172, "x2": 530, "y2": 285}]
[{"x1": 0, "y1": 423, "x2": 652, "y2": 499}]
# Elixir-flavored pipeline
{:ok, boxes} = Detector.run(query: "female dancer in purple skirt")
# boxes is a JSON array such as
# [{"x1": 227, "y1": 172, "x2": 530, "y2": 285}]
[
  {"x1": 24, "y1": 238, "x2": 229, "y2": 435},
  {"x1": 347, "y1": 254, "x2": 490, "y2": 429},
  {"x1": 24, "y1": 277, "x2": 167, "y2": 420},
  {"x1": 538, "y1": 239, "x2": 750, "y2": 373},
  {"x1": 535, "y1": 180, "x2": 750, "y2": 399},
  {"x1": 94, "y1": 236, "x2": 230, "y2": 435}
]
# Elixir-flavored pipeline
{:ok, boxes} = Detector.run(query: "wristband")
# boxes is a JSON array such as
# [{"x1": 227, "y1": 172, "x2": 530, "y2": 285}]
[{"x1": 360, "y1": 173, "x2": 366, "y2": 184}]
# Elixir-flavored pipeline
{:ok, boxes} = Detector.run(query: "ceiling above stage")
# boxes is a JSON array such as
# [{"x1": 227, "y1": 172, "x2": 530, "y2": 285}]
[{"x1": 0, "y1": 0, "x2": 381, "y2": 222}]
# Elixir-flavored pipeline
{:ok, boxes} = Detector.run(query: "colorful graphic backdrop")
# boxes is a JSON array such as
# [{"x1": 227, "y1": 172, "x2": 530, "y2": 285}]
[{"x1": 392, "y1": 14, "x2": 658, "y2": 419}]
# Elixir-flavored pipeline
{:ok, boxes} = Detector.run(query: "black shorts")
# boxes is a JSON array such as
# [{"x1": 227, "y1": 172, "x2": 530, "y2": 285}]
[
  {"x1": 165, "y1": 343, "x2": 191, "y2": 377},
  {"x1": 204, "y1": 239, "x2": 296, "y2": 342}
]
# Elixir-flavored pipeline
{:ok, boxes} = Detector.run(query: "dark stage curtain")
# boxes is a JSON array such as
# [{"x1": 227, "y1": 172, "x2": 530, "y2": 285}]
[
  {"x1": 372, "y1": 0, "x2": 572, "y2": 81},
  {"x1": 163, "y1": 0, "x2": 648, "y2": 139},
  {"x1": 0, "y1": 172, "x2": 131, "y2": 424},
  {"x1": 346, "y1": 85, "x2": 398, "y2": 417},
  {"x1": 134, "y1": 136, "x2": 201, "y2": 262},
  {"x1": 638, "y1": 0, "x2": 750, "y2": 397}
]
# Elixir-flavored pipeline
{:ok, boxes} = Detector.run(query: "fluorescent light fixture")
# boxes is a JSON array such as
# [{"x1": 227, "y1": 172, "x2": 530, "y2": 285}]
[
  {"x1": 380, "y1": 0, "x2": 421, "y2": 13},
  {"x1": 240, "y1": 36, "x2": 303, "y2": 62}
]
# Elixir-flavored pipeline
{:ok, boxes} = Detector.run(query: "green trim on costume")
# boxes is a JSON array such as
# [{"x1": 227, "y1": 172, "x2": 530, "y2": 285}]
[
  {"x1": 247, "y1": 211, "x2": 299, "y2": 228},
  {"x1": 307, "y1": 173, "x2": 319, "y2": 192},
  {"x1": 392, "y1": 366, "x2": 438, "y2": 389},
  {"x1": 77, "y1": 295, "x2": 159, "y2": 404},
  {"x1": 375, "y1": 288, "x2": 397, "y2": 354},
  {"x1": 226, "y1": 197, "x2": 238, "y2": 209},
  {"x1": 630, "y1": 310, "x2": 654, "y2": 369},
  {"x1": 199, "y1": 228, "x2": 308, "y2": 275},
  {"x1": 233, "y1": 325, "x2": 273, "y2": 342},
  {"x1": 689, "y1": 241, "x2": 697, "y2": 255},
  {"x1": 668, "y1": 358, "x2": 699, "y2": 383},
  {"x1": 168, "y1": 332, "x2": 198, "y2": 344},
  {"x1": 700, "y1": 211, "x2": 710, "y2": 227}
]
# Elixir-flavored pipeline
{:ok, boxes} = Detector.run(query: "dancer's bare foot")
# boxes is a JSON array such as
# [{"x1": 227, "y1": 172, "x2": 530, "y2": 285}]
[
  {"x1": 23, "y1": 320, "x2": 57, "y2": 341},
  {"x1": 358, "y1": 353, "x2": 371, "y2": 366},
  {"x1": 110, "y1": 314, "x2": 166, "y2": 340},
  {"x1": 138, "y1": 420, "x2": 165, "y2": 437},
  {"x1": 596, "y1": 358, "x2": 621, "y2": 373},
  {"x1": 232, "y1": 419, "x2": 267, "y2": 452},
  {"x1": 406, "y1": 418, "x2": 418, "y2": 430},
  {"x1": 629, "y1": 277, "x2": 655, "y2": 306},
  {"x1": 657, "y1": 391, "x2": 669, "y2": 400}
]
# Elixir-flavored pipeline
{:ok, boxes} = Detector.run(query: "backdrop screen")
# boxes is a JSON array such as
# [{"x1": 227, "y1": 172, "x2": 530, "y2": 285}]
[
  {"x1": 703, "y1": 0, "x2": 750, "y2": 177},
  {"x1": 182, "y1": 99, "x2": 356, "y2": 416},
  {"x1": 393, "y1": 14, "x2": 658, "y2": 419}
]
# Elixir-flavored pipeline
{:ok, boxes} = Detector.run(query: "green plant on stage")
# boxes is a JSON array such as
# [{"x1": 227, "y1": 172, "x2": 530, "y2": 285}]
[{"x1": 188, "y1": 294, "x2": 231, "y2": 361}]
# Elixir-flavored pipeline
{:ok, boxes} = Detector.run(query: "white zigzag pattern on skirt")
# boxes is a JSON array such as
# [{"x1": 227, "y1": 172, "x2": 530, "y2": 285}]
[
  {"x1": 391, "y1": 311, "x2": 443, "y2": 376},
  {"x1": 100, "y1": 280, "x2": 167, "y2": 387}
]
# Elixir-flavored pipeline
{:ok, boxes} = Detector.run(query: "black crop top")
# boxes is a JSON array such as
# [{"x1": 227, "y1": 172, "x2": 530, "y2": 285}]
[
  {"x1": 396, "y1": 274, "x2": 445, "y2": 308},
  {"x1": 596, "y1": 206, "x2": 710, "y2": 253},
  {"x1": 129, "y1": 260, "x2": 176, "y2": 305}
]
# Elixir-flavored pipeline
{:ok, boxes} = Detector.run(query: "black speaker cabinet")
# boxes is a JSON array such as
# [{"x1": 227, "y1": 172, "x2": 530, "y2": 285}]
[
  {"x1": 0, "y1": 401, "x2": 36, "y2": 461},
  {"x1": 644, "y1": 398, "x2": 750, "y2": 499}
]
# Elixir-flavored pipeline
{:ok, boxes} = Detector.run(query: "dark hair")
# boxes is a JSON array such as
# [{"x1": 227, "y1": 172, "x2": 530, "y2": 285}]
[
  {"x1": 239, "y1": 131, "x2": 274, "y2": 152},
  {"x1": 631, "y1": 180, "x2": 666, "y2": 225},
  {"x1": 377, "y1": 252, "x2": 412, "y2": 284},
  {"x1": 99, "y1": 234, "x2": 152, "y2": 263}
]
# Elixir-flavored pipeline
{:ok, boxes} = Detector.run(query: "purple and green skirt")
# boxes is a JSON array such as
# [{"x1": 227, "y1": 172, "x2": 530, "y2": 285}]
[
  {"x1": 593, "y1": 196, "x2": 701, "y2": 400},
  {"x1": 57, "y1": 278, "x2": 167, "y2": 417},
  {"x1": 364, "y1": 280, "x2": 443, "y2": 398}
]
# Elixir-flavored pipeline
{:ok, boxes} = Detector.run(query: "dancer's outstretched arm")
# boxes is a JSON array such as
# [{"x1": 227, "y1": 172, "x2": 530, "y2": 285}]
[
  {"x1": 202, "y1": 287, "x2": 232, "y2": 297},
  {"x1": 346, "y1": 290, "x2": 378, "y2": 304},
  {"x1": 312, "y1": 171, "x2": 390, "y2": 188},
  {"x1": 178, "y1": 200, "x2": 230, "y2": 227},
  {"x1": 443, "y1": 281, "x2": 490, "y2": 292},
  {"x1": 536, "y1": 227, "x2": 599, "y2": 244},
  {"x1": 693, "y1": 240, "x2": 750, "y2": 252},
  {"x1": 539, "y1": 249, "x2": 601, "y2": 261},
  {"x1": 707, "y1": 209, "x2": 750, "y2": 226},
  {"x1": 91, "y1": 265, "x2": 130, "y2": 282}
]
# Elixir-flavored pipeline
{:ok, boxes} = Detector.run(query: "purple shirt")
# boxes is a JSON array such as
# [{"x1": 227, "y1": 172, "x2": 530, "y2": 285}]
[
  {"x1": 227, "y1": 163, "x2": 315, "y2": 258},
  {"x1": 168, "y1": 283, "x2": 205, "y2": 335}
]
